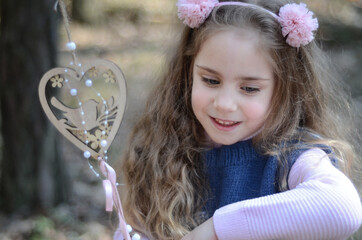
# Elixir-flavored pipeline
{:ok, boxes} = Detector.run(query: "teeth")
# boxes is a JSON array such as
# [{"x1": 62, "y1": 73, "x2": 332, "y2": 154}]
[{"x1": 215, "y1": 118, "x2": 239, "y2": 126}]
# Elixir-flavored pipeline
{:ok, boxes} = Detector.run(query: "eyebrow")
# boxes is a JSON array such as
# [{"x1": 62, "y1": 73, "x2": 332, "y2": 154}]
[{"x1": 195, "y1": 64, "x2": 271, "y2": 81}]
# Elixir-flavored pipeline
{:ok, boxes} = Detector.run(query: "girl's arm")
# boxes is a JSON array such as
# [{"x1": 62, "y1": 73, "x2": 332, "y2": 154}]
[{"x1": 212, "y1": 148, "x2": 362, "y2": 240}]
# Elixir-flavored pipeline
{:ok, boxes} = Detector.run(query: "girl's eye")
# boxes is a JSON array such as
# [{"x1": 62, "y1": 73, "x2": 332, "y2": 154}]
[
  {"x1": 202, "y1": 77, "x2": 220, "y2": 85},
  {"x1": 241, "y1": 86, "x2": 260, "y2": 93}
]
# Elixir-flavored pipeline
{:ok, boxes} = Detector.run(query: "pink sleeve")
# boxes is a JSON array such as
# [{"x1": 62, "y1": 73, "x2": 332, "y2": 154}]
[{"x1": 213, "y1": 148, "x2": 362, "y2": 240}]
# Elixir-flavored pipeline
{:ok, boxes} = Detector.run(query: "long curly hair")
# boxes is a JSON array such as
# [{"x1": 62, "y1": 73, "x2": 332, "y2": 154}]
[{"x1": 120, "y1": 1, "x2": 360, "y2": 239}]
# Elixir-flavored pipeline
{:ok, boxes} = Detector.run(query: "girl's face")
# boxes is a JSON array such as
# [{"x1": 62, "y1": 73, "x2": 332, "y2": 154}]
[{"x1": 191, "y1": 29, "x2": 275, "y2": 145}]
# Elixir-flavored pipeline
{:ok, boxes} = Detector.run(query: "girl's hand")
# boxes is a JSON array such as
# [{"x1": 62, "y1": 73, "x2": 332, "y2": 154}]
[{"x1": 182, "y1": 217, "x2": 218, "y2": 240}]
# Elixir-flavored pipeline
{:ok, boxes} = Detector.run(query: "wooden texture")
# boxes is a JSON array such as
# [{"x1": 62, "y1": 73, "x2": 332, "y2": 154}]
[{"x1": 38, "y1": 59, "x2": 127, "y2": 160}]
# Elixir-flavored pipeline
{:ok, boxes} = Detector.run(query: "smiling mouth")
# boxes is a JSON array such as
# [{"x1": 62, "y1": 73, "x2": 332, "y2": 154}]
[{"x1": 212, "y1": 117, "x2": 241, "y2": 127}]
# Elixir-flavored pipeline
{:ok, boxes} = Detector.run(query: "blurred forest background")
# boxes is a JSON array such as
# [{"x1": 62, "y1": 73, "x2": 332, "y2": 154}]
[{"x1": 0, "y1": 0, "x2": 361, "y2": 239}]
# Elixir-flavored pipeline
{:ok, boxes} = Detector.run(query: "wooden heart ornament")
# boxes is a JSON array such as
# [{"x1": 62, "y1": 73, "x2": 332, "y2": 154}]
[{"x1": 39, "y1": 59, "x2": 126, "y2": 159}]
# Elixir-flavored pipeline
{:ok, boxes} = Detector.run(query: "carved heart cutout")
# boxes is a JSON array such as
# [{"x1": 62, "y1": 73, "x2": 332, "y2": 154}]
[{"x1": 39, "y1": 59, "x2": 126, "y2": 159}]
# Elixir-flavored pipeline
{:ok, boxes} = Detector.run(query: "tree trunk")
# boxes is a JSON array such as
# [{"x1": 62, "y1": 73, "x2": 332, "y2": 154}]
[{"x1": 0, "y1": 0, "x2": 70, "y2": 214}]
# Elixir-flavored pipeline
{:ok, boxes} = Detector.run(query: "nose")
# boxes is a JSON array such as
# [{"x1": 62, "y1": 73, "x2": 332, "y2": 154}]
[{"x1": 213, "y1": 89, "x2": 237, "y2": 112}]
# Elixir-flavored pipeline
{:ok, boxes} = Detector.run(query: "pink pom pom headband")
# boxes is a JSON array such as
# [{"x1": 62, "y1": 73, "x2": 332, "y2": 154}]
[{"x1": 176, "y1": 0, "x2": 319, "y2": 48}]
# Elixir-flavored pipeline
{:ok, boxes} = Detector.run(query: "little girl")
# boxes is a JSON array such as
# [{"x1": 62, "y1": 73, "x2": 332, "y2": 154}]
[{"x1": 118, "y1": 0, "x2": 362, "y2": 239}]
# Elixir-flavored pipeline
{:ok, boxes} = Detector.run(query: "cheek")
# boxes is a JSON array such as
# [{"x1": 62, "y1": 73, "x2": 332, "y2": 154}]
[
  {"x1": 244, "y1": 84, "x2": 275, "y2": 120},
  {"x1": 243, "y1": 100, "x2": 271, "y2": 121},
  {"x1": 191, "y1": 83, "x2": 209, "y2": 114}
]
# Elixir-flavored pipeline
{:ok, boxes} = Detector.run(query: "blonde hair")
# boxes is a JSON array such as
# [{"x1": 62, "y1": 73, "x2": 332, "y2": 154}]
[{"x1": 120, "y1": 1, "x2": 360, "y2": 239}]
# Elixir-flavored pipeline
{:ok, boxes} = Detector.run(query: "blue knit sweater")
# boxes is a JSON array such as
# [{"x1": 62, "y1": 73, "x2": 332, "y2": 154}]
[{"x1": 203, "y1": 139, "x2": 333, "y2": 217}]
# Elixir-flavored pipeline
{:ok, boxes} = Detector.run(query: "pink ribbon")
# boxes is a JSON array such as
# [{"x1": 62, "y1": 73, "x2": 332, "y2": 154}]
[
  {"x1": 102, "y1": 180, "x2": 113, "y2": 211},
  {"x1": 99, "y1": 159, "x2": 131, "y2": 240}
]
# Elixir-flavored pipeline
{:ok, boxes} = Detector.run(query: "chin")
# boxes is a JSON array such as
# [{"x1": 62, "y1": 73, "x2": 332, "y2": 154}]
[{"x1": 211, "y1": 137, "x2": 239, "y2": 146}]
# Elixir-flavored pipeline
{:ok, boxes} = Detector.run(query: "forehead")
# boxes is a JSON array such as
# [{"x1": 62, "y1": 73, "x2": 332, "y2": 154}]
[{"x1": 194, "y1": 29, "x2": 274, "y2": 78}]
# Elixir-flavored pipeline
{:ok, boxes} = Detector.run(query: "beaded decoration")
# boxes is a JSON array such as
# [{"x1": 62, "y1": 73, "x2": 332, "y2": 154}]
[{"x1": 38, "y1": 1, "x2": 139, "y2": 239}]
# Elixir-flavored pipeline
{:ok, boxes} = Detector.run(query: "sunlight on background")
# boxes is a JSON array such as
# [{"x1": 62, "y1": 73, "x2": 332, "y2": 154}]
[
  {"x1": 2, "y1": 0, "x2": 359, "y2": 239},
  {"x1": 305, "y1": 0, "x2": 362, "y2": 25}
]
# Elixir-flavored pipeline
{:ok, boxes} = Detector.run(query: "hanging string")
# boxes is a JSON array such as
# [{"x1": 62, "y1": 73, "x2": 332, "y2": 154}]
[
  {"x1": 52, "y1": 1, "x2": 136, "y2": 239},
  {"x1": 55, "y1": 0, "x2": 79, "y2": 68}
]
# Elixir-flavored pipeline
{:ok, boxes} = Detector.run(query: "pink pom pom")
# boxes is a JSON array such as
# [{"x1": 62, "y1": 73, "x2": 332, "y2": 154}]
[
  {"x1": 177, "y1": 0, "x2": 219, "y2": 28},
  {"x1": 278, "y1": 3, "x2": 318, "y2": 48}
]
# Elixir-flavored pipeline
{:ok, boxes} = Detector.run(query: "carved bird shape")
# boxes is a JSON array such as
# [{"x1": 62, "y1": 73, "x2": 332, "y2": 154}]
[{"x1": 50, "y1": 97, "x2": 99, "y2": 131}]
